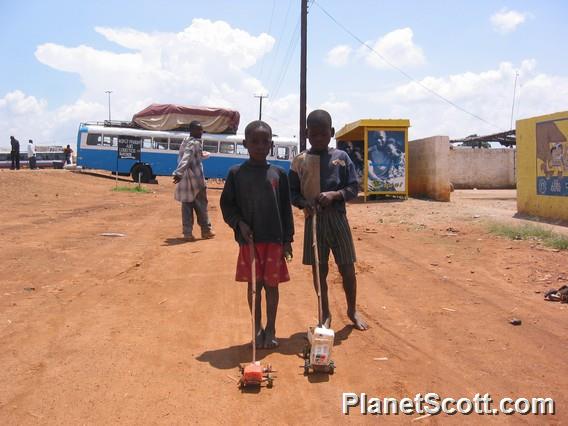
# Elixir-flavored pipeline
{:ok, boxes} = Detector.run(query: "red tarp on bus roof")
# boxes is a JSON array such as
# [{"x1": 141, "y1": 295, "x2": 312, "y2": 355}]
[{"x1": 132, "y1": 104, "x2": 240, "y2": 134}]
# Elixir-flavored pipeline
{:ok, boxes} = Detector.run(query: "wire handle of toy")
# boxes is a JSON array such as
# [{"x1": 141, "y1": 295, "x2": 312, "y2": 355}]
[
  {"x1": 312, "y1": 213, "x2": 323, "y2": 327},
  {"x1": 250, "y1": 240, "x2": 256, "y2": 363}
]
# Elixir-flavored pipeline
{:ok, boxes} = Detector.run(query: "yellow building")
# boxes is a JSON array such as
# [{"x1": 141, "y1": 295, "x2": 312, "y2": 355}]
[
  {"x1": 335, "y1": 119, "x2": 410, "y2": 200},
  {"x1": 516, "y1": 111, "x2": 568, "y2": 221}
]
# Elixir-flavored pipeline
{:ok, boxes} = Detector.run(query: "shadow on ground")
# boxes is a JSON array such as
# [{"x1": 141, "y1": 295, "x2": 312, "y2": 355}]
[
  {"x1": 162, "y1": 237, "x2": 196, "y2": 246},
  {"x1": 197, "y1": 332, "x2": 307, "y2": 370}
]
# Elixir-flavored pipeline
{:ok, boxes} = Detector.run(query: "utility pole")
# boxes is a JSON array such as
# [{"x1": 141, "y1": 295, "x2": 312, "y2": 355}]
[
  {"x1": 509, "y1": 71, "x2": 519, "y2": 130},
  {"x1": 105, "y1": 90, "x2": 112, "y2": 122},
  {"x1": 299, "y1": 0, "x2": 307, "y2": 151},
  {"x1": 254, "y1": 94, "x2": 268, "y2": 120}
]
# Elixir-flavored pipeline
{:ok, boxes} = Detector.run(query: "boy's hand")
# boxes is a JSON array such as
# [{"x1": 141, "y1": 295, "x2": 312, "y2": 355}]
[
  {"x1": 283, "y1": 242, "x2": 293, "y2": 262},
  {"x1": 238, "y1": 221, "x2": 253, "y2": 243},
  {"x1": 303, "y1": 200, "x2": 317, "y2": 217},
  {"x1": 173, "y1": 175, "x2": 181, "y2": 184},
  {"x1": 318, "y1": 191, "x2": 341, "y2": 207}
]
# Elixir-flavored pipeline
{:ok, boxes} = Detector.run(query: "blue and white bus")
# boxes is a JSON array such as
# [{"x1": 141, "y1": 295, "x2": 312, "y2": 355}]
[{"x1": 76, "y1": 122, "x2": 298, "y2": 182}]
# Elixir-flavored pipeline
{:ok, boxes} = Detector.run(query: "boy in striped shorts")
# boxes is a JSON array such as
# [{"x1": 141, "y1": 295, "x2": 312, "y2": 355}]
[{"x1": 289, "y1": 109, "x2": 368, "y2": 331}]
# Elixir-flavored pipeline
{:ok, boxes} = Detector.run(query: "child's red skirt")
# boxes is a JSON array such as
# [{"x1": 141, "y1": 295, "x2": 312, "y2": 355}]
[{"x1": 235, "y1": 243, "x2": 290, "y2": 287}]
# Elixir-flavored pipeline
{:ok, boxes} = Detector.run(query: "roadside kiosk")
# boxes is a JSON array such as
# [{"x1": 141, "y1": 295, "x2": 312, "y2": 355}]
[{"x1": 335, "y1": 119, "x2": 410, "y2": 201}]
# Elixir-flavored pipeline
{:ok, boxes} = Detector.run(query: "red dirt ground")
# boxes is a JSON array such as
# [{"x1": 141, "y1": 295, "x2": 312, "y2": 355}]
[{"x1": 0, "y1": 169, "x2": 566, "y2": 424}]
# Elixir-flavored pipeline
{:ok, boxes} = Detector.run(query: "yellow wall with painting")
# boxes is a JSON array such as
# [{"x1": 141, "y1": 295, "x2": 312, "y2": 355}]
[{"x1": 516, "y1": 111, "x2": 568, "y2": 221}]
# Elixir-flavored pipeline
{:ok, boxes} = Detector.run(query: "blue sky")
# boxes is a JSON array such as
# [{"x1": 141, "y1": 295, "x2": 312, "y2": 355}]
[{"x1": 1, "y1": 0, "x2": 567, "y2": 147}]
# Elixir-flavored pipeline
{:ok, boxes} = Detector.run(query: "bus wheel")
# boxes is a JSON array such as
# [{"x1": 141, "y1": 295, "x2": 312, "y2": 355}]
[{"x1": 132, "y1": 165, "x2": 152, "y2": 183}]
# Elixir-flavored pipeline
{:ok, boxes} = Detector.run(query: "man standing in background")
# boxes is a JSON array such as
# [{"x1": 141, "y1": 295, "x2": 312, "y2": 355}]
[
  {"x1": 172, "y1": 121, "x2": 215, "y2": 241},
  {"x1": 27, "y1": 139, "x2": 37, "y2": 169},
  {"x1": 10, "y1": 136, "x2": 20, "y2": 170}
]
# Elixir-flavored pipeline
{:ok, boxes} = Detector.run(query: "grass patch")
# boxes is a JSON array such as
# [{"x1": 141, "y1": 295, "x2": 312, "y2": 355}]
[
  {"x1": 112, "y1": 185, "x2": 150, "y2": 193},
  {"x1": 487, "y1": 222, "x2": 568, "y2": 250}
]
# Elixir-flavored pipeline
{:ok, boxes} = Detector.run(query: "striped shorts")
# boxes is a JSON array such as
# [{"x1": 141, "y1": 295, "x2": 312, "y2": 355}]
[{"x1": 302, "y1": 209, "x2": 357, "y2": 266}]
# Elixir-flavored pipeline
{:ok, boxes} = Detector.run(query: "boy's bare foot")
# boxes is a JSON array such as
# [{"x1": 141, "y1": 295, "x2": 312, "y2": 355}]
[
  {"x1": 201, "y1": 229, "x2": 215, "y2": 239},
  {"x1": 252, "y1": 329, "x2": 265, "y2": 349},
  {"x1": 348, "y1": 311, "x2": 369, "y2": 330},
  {"x1": 263, "y1": 330, "x2": 279, "y2": 349}
]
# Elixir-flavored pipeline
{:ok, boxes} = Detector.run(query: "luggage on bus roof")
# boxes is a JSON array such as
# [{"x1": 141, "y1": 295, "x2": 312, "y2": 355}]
[{"x1": 132, "y1": 104, "x2": 240, "y2": 134}]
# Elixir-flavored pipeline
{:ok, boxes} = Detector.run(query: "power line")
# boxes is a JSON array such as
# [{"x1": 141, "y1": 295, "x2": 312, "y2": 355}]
[
  {"x1": 258, "y1": 0, "x2": 277, "y2": 82},
  {"x1": 271, "y1": 16, "x2": 301, "y2": 99},
  {"x1": 313, "y1": 0, "x2": 499, "y2": 129},
  {"x1": 264, "y1": 0, "x2": 293, "y2": 90}
]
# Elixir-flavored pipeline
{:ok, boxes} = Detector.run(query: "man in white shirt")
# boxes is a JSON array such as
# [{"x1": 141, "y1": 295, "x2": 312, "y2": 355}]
[{"x1": 27, "y1": 139, "x2": 37, "y2": 170}]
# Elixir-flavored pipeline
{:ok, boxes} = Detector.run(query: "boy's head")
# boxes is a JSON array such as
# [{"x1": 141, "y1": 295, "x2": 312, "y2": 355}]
[
  {"x1": 306, "y1": 109, "x2": 334, "y2": 152},
  {"x1": 189, "y1": 121, "x2": 203, "y2": 139},
  {"x1": 244, "y1": 120, "x2": 273, "y2": 162}
]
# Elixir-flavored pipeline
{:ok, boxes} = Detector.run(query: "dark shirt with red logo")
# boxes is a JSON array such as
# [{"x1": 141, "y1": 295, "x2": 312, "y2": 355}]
[{"x1": 221, "y1": 160, "x2": 294, "y2": 245}]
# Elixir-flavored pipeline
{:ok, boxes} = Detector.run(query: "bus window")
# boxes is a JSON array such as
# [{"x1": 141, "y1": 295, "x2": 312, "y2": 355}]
[
  {"x1": 220, "y1": 142, "x2": 235, "y2": 154},
  {"x1": 276, "y1": 146, "x2": 289, "y2": 160},
  {"x1": 236, "y1": 143, "x2": 248, "y2": 156},
  {"x1": 154, "y1": 137, "x2": 168, "y2": 150},
  {"x1": 102, "y1": 136, "x2": 113, "y2": 146},
  {"x1": 291, "y1": 146, "x2": 298, "y2": 158},
  {"x1": 170, "y1": 138, "x2": 184, "y2": 151},
  {"x1": 142, "y1": 137, "x2": 152, "y2": 149},
  {"x1": 203, "y1": 140, "x2": 219, "y2": 153},
  {"x1": 86, "y1": 133, "x2": 102, "y2": 146}
]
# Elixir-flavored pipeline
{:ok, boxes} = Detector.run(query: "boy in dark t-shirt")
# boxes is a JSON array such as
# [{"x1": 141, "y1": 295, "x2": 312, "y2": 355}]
[
  {"x1": 220, "y1": 120, "x2": 294, "y2": 349},
  {"x1": 289, "y1": 109, "x2": 368, "y2": 331}
]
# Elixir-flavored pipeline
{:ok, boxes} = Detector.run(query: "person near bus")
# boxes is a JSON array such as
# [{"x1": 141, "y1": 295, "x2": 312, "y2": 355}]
[
  {"x1": 10, "y1": 136, "x2": 20, "y2": 170},
  {"x1": 63, "y1": 144, "x2": 73, "y2": 165},
  {"x1": 27, "y1": 139, "x2": 37, "y2": 169},
  {"x1": 172, "y1": 121, "x2": 215, "y2": 241}
]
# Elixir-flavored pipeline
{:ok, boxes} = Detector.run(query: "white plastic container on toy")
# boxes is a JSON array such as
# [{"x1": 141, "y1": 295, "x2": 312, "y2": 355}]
[{"x1": 307, "y1": 326, "x2": 334, "y2": 366}]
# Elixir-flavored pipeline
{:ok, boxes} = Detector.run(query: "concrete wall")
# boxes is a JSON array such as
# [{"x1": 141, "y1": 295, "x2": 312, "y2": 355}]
[
  {"x1": 448, "y1": 148, "x2": 516, "y2": 189},
  {"x1": 517, "y1": 111, "x2": 568, "y2": 221},
  {"x1": 408, "y1": 136, "x2": 451, "y2": 201}
]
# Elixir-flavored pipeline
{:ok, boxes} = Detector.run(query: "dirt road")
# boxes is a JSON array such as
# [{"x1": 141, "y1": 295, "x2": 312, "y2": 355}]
[{"x1": 1, "y1": 170, "x2": 566, "y2": 424}]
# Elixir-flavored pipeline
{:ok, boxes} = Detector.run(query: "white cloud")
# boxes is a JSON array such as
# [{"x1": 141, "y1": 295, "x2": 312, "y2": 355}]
[
  {"x1": 0, "y1": 90, "x2": 47, "y2": 115},
  {"x1": 261, "y1": 94, "x2": 299, "y2": 137},
  {"x1": 326, "y1": 45, "x2": 352, "y2": 67},
  {"x1": 361, "y1": 28, "x2": 425, "y2": 69},
  {"x1": 4, "y1": 19, "x2": 568, "y2": 150},
  {"x1": 491, "y1": 8, "x2": 528, "y2": 34},
  {"x1": 367, "y1": 59, "x2": 568, "y2": 139},
  {"x1": 2, "y1": 19, "x2": 278, "y2": 147},
  {"x1": 307, "y1": 59, "x2": 568, "y2": 142}
]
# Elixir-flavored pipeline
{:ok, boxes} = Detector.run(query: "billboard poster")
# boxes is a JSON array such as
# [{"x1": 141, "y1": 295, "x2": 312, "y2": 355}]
[
  {"x1": 366, "y1": 130, "x2": 406, "y2": 193},
  {"x1": 536, "y1": 119, "x2": 568, "y2": 196}
]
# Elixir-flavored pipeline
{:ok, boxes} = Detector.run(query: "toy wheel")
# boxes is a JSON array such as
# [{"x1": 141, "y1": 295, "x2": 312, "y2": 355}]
[
  {"x1": 267, "y1": 378, "x2": 273, "y2": 389},
  {"x1": 304, "y1": 365, "x2": 310, "y2": 376},
  {"x1": 328, "y1": 365, "x2": 334, "y2": 375}
]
